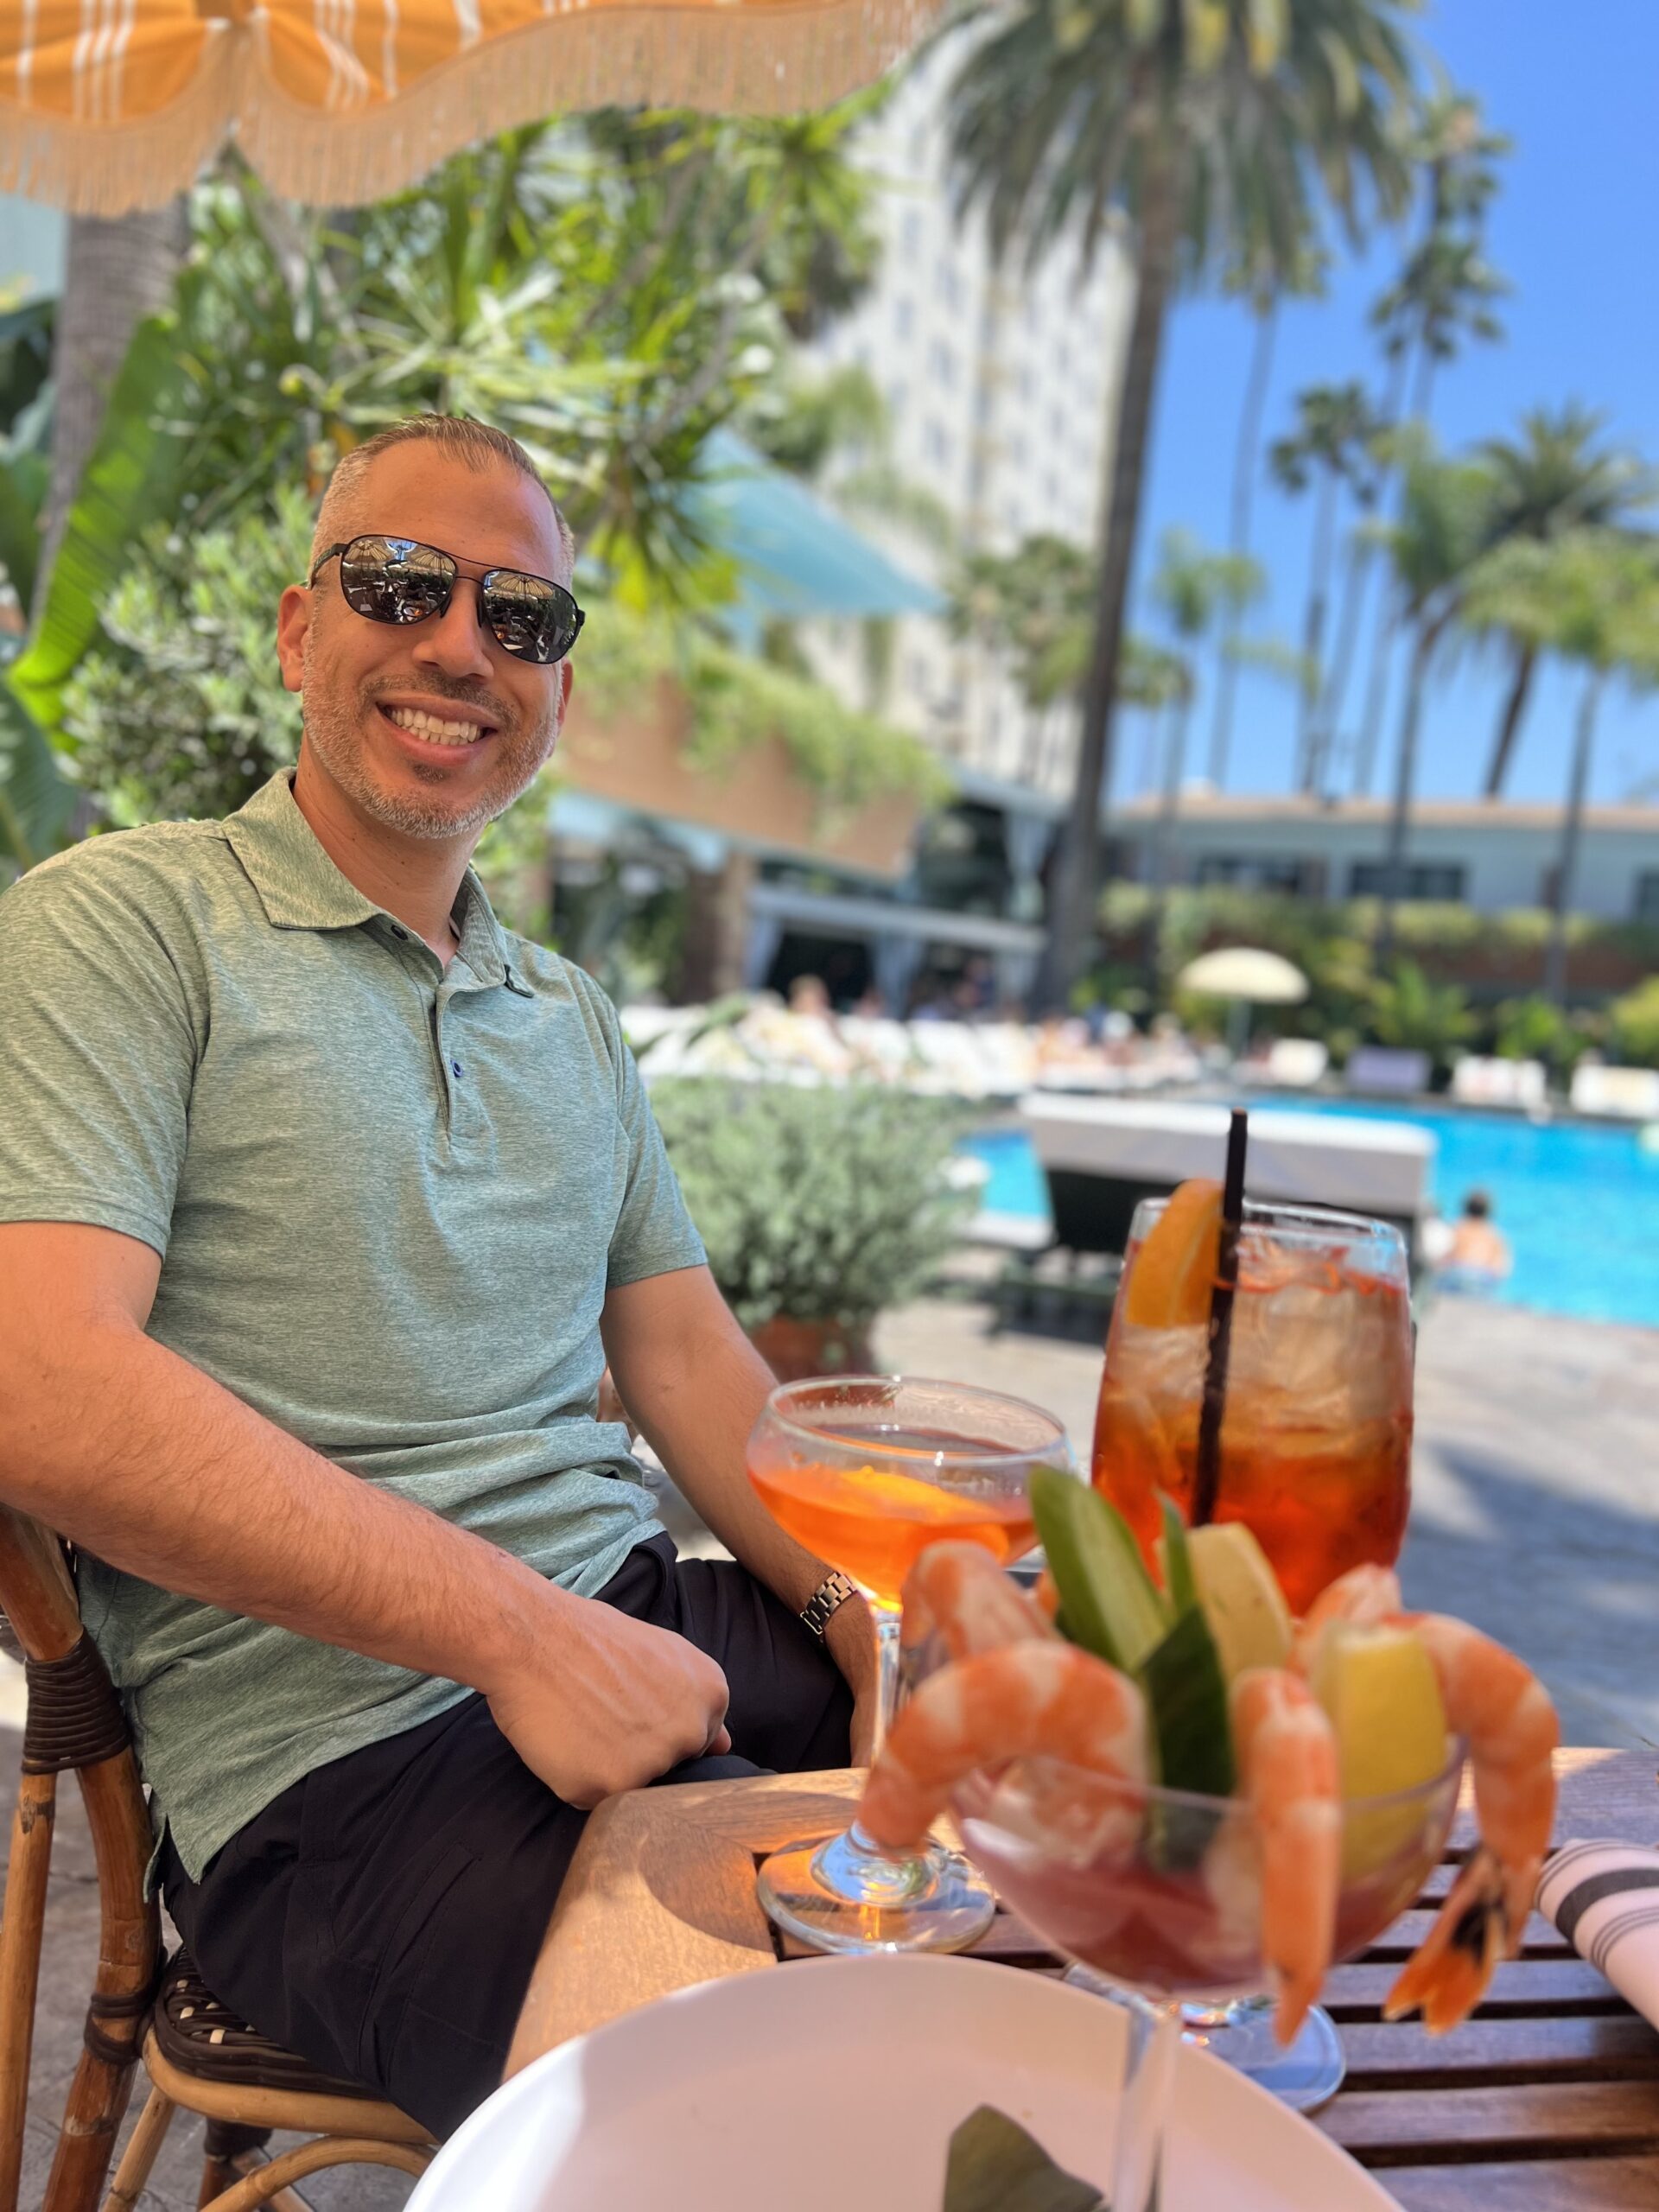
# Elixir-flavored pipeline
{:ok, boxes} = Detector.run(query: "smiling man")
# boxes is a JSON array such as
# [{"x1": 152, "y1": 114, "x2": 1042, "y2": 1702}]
[{"x1": 0, "y1": 415, "x2": 874, "y2": 2135}]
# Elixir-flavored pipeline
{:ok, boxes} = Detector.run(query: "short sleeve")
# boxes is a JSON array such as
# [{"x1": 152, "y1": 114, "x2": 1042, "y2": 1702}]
[
  {"x1": 573, "y1": 976, "x2": 705, "y2": 1290},
  {"x1": 0, "y1": 851, "x2": 200, "y2": 1257}
]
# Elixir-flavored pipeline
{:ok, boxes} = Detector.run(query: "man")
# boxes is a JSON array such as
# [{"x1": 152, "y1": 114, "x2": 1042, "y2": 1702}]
[
  {"x1": 1442, "y1": 1188, "x2": 1513, "y2": 1287},
  {"x1": 0, "y1": 415, "x2": 874, "y2": 2134}
]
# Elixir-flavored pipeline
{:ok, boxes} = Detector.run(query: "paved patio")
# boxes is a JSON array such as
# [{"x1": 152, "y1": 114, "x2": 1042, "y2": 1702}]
[{"x1": 5, "y1": 1293, "x2": 1656, "y2": 2206}]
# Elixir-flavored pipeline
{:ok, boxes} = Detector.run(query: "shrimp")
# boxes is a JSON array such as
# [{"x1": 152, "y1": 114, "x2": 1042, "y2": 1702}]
[
  {"x1": 858, "y1": 1642, "x2": 1147, "y2": 1854},
  {"x1": 1293, "y1": 1562, "x2": 1403, "y2": 1674},
  {"x1": 900, "y1": 1541, "x2": 1058, "y2": 1663},
  {"x1": 1228, "y1": 1669, "x2": 1341, "y2": 2044},
  {"x1": 1383, "y1": 1614, "x2": 1559, "y2": 2033}
]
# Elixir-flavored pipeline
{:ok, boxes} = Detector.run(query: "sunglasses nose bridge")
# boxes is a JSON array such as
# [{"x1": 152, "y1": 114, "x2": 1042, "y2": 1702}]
[{"x1": 411, "y1": 571, "x2": 499, "y2": 676}]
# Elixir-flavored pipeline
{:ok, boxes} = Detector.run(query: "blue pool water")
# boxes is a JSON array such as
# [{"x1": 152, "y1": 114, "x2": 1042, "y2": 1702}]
[{"x1": 962, "y1": 1103, "x2": 1659, "y2": 1330}]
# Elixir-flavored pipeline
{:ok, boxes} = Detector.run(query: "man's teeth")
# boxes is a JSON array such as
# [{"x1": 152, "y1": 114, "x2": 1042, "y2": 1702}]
[{"x1": 384, "y1": 705, "x2": 490, "y2": 746}]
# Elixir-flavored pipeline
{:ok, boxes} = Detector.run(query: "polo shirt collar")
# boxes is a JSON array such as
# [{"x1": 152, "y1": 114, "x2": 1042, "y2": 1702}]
[{"x1": 225, "y1": 771, "x2": 510, "y2": 985}]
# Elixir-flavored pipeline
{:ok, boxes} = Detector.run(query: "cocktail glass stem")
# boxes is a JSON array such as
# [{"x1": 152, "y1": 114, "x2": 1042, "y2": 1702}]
[
  {"x1": 869, "y1": 1602, "x2": 901, "y2": 1761},
  {"x1": 1110, "y1": 1991, "x2": 1182, "y2": 2212}
]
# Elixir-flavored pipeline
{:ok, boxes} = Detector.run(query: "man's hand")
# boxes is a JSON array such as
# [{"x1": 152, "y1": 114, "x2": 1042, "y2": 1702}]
[
  {"x1": 824, "y1": 1595, "x2": 880, "y2": 1766},
  {"x1": 481, "y1": 1588, "x2": 732, "y2": 1809}
]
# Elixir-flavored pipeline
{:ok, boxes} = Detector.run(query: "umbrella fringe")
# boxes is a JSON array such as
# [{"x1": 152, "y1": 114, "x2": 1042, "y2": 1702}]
[{"x1": 2, "y1": 0, "x2": 945, "y2": 217}]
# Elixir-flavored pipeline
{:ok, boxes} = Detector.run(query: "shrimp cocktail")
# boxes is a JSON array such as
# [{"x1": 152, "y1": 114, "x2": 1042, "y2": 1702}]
[
  {"x1": 747, "y1": 1376, "x2": 1074, "y2": 1955},
  {"x1": 1095, "y1": 1183, "x2": 1414, "y2": 1614},
  {"x1": 859, "y1": 1478, "x2": 1560, "y2": 2212}
]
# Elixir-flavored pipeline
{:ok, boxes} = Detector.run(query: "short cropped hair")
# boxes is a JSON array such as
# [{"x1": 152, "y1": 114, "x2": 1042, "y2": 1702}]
[{"x1": 310, "y1": 416, "x2": 576, "y2": 583}]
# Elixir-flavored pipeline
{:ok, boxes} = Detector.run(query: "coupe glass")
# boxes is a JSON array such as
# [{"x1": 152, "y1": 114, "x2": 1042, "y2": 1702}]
[
  {"x1": 1091, "y1": 1195, "x2": 1414, "y2": 2104},
  {"x1": 950, "y1": 1744, "x2": 1464, "y2": 2212},
  {"x1": 747, "y1": 1375, "x2": 1077, "y2": 1954}
]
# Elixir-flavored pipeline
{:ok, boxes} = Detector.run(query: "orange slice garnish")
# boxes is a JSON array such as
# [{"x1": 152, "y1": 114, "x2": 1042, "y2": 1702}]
[{"x1": 1122, "y1": 1177, "x2": 1224, "y2": 1329}]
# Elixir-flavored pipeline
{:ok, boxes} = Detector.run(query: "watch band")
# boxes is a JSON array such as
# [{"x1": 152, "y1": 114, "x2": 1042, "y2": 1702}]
[{"x1": 798, "y1": 1568, "x2": 858, "y2": 1643}]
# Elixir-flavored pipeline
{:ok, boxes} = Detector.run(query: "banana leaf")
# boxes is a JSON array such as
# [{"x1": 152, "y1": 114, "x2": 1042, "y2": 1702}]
[
  {"x1": 0, "y1": 677, "x2": 75, "y2": 870},
  {"x1": 9, "y1": 298, "x2": 194, "y2": 736},
  {"x1": 0, "y1": 444, "x2": 47, "y2": 613}
]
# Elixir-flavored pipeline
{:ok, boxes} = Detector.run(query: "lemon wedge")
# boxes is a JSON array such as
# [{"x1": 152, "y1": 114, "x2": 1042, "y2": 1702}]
[
  {"x1": 1187, "y1": 1522, "x2": 1294, "y2": 1681},
  {"x1": 1313, "y1": 1624, "x2": 1450, "y2": 1877}
]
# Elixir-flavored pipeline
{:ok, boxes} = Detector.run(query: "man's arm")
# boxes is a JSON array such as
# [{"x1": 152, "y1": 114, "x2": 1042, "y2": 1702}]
[
  {"x1": 0, "y1": 1222, "x2": 731, "y2": 1806},
  {"x1": 600, "y1": 1265, "x2": 879, "y2": 1758}
]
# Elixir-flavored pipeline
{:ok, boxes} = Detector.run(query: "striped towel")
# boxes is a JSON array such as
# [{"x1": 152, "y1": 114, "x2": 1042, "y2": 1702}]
[{"x1": 1537, "y1": 1840, "x2": 1659, "y2": 2014}]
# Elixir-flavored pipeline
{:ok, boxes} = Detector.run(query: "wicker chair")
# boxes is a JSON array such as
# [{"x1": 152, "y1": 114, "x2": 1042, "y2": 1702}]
[{"x1": 0, "y1": 1504, "x2": 435, "y2": 2212}]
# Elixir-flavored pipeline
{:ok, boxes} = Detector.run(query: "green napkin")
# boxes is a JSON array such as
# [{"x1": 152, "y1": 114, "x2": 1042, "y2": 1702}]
[{"x1": 943, "y1": 2106, "x2": 1106, "y2": 2212}]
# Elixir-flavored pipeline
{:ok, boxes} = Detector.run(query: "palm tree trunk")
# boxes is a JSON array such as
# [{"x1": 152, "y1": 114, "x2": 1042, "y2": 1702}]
[
  {"x1": 1482, "y1": 640, "x2": 1538, "y2": 799},
  {"x1": 1143, "y1": 690, "x2": 1191, "y2": 991},
  {"x1": 1353, "y1": 353, "x2": 1439, "y2": 796},
  {"x1": 1034, "y1": 137, "x2": 1181, "y2": 1014},
  {"x1": 1375, "y1": 616, "x2": 1435, "y2": 963},
  {"x1": 1544, "y1": 670, "x2": 1602, "y2": 1005},
  {"x1": 1207, "y1": 302, "x2": 1275, "y2": 788},
  {"x1": 1306, "y1": 537, "x2": 1363, "y2": 798},
  {"x1": 1296, "y1": 470, "x2": 1338, "y2": 791},
  {"x1": 33, "y1": 204, "x2": 188, "y2": 621}
]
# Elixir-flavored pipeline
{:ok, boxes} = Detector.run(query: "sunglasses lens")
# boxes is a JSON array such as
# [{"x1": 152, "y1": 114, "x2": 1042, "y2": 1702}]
[
  {"x1": 340, "y1": 537, "x2": 454, "y2": 624},
  {"x1": 482, "y1": 573, "x2": 577, "y2": 664}
]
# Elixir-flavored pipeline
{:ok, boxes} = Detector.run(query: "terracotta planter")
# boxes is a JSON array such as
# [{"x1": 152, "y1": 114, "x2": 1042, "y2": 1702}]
[{"x1": 747, "y1": 1316, "x2": 876, "y2": 1383}]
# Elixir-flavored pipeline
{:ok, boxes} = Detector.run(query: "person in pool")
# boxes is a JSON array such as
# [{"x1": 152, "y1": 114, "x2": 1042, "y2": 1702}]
[{"x1": 1440, "y1": 1190, "x2": 1513, "y2": 1290}]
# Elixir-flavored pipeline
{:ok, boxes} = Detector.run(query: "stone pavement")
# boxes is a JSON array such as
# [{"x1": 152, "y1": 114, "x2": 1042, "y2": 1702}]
[{"x1": 4, "y1": 1294, "x2": 1656, "y2": 2207}]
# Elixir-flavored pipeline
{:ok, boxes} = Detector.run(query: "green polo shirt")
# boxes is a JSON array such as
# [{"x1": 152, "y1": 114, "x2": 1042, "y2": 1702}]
[{"x1": 0, "y1": 770, "x2": 705, "y2": 1878}]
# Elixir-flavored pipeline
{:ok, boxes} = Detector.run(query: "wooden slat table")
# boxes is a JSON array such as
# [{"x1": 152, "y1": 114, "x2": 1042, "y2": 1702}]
[{"x1": 506, "y1": 1748, "x2": 1659, "y2": 2209}]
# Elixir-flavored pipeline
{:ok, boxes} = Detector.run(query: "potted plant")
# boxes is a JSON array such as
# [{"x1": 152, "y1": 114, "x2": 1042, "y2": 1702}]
[{"x1": 651, "y1": 1078, "x2": 975, "y2": 1378}]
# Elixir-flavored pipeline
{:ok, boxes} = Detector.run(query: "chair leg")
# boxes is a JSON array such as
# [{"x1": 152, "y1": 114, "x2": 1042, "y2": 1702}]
[
  {"x1": 199, "y1": 2122, "x2": 271, "y2": 2209},
  {"x1": 199, "y1": 2138, "x2": 432, "y2": 2212},
  {"x1": 100, "y1": 2087, "x2": 176, "y2": 2212}
]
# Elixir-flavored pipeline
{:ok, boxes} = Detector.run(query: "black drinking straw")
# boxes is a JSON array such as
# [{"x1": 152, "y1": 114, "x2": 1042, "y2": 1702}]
[{"x1": 1191, "y1": 1107, "x2": 1249, "y2": 1528}]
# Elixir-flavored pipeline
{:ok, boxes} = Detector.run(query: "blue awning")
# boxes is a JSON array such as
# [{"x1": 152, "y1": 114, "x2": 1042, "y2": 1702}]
[{"x1": 692, "y1": 430, "x2": 944, "y2": 642}]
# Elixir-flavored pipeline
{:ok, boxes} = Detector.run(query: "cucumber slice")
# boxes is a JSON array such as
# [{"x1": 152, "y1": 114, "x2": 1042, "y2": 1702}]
[
  {"x1": 1029, "y1": 1468, "x2": 1167, "y2": 1675},
  {"x1": 1159, "y1": 1497, "x2": 1197, "y2": 1619},
  {"x1": 1140, "y1": 1605, "x2": 1235, "y2": 1803}
]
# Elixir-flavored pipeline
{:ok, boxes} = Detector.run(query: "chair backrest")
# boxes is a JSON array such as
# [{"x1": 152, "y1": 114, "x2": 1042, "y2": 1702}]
[{"x1": 0, "y1": 1509, "x2": 159, "y2": 2212}]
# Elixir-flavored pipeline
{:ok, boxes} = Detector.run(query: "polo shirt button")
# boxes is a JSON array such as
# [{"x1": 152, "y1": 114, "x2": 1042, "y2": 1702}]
[{"x1": 451, "y1": 1059, "x2": 464, "y2": 1079}]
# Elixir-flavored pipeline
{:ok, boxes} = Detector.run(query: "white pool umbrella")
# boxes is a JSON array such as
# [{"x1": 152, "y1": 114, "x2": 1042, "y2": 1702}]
[{"x1": 1177, "y1": 947, "x2": 1309, "y2": 1005}]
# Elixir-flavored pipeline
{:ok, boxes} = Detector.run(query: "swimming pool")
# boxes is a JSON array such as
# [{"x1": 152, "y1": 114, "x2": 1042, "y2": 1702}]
[{"x1": 962, "y1": 1101, "x2": 1659, "y2": 1331}]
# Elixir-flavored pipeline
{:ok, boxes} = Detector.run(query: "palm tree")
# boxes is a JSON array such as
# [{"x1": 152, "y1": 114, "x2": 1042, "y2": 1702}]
[
  {"x1": 939, "y1": 0, "x2": 1417, "y2": 1012},
  {"x1": 33, "y1": 204, "x2": 188, "y2": 620},
  {"x1": 1473, "y1": 406, "x2": 1659, "y2": 798},
  {"x1": 1207, "y1": 238, "x2": 1325, "y2": 789},
  {"x1": 1373, "y1": 453, "x2": 1497, "y2": 959},
  {"x1": 1268, "y1": 381, "x2": 1384, "y2": 789},
  {"x1": 1347, "y1": 92, "x2": 1508, "y2": 791},
  {"x1": 1461, "y1": 530, "x2": 1659, "y2": 1001}
]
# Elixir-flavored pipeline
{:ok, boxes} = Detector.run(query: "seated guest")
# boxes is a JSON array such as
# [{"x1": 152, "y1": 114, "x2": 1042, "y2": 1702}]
[{"x1": 0, "y1": 414, "x2": 873, "y2": 2137}]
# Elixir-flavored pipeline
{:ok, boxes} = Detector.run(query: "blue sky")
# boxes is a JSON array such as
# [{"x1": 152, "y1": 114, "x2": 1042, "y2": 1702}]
[{"x1": 1126, "y1": 0, "x2": 1659, "y2": 809}]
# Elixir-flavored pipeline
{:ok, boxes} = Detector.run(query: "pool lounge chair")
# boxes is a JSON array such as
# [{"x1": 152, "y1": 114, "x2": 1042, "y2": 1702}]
[
  {"x1": 1569, "y1": 1064, "x2": 1659, "y2": 1120},
  {"x1": 1451, "y1": 1055, "x2": 1548, "y2": 1110},
  {"x1": 1344, "y1": 1046, "x2": 1431, "y2": 1098},
  {"x1": 1237, "y1": 1038, "x2": 1331, "y2": 1090}
]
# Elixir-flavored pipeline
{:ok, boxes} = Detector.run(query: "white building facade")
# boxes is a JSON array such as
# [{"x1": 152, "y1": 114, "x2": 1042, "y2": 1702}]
[
  {"x1": 797, "y1": 29, "x2": 1135, "y2": 800},
  {"x1": 1111, "y1": 794, "x2": 1659, "y2": 924}
]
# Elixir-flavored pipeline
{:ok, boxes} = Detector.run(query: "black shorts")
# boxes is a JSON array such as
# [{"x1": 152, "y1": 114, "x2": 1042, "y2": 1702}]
[{"x1": 159, "y1": 1535, "x2": 852, "y2": 2137}]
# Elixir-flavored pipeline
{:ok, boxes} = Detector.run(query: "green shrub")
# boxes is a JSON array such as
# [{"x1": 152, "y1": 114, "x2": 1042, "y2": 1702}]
[
  {"x1": 1365, "y1": 960, "x2": 1474, "y2": 1071},
  {"x1": 1491, "y1": 995, "x2": 1597, "y2": 1074},
  {"x1": 1609, "y1": 977, "x2": 1659, "y2": 1069},
  {"x1": 651, "y1": 1077, "x2": 974, "y2": 1330}
]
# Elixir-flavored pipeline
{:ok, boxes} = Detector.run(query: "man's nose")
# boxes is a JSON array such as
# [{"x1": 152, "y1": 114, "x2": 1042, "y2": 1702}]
[{"x1": 410, "y1": 578, "x2": 496, "y2": 680}]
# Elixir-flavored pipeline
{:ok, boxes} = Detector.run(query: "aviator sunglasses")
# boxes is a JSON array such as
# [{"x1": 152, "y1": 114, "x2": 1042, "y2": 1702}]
[{"x1": 310, "y1": 534, "x2": 585, "y2": 666}]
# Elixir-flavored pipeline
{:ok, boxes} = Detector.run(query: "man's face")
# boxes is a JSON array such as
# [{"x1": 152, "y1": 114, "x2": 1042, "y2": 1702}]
[{"x1": 276, "y1": 448, "x2": 575, "y2": 843}]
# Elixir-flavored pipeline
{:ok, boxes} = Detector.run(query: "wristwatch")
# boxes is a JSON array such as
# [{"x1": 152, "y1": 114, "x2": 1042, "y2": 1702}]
[{"x1": 798, "y1": 1568, "x2": 859, "y2": 1643}]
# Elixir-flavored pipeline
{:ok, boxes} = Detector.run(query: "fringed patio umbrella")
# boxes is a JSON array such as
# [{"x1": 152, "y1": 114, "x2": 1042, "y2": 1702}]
[{"x1": 1, "y1": 0, "x2": 940, "y2": 213}]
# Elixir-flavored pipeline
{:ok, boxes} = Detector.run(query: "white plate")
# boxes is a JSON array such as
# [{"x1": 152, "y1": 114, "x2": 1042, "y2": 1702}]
[{"x1": 410, "y1": 1955, "x2": 1397, "y2": 2211}]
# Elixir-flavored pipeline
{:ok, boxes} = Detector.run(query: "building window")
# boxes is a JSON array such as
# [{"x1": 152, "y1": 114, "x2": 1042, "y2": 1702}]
[
  {"x1": 928, "y1": 337, "x2": 955, "y2": 387},
  {"x1": 1634, "y1": 870, "x2": 1659, "y2": 923},
  {"x1": 936, "y1": 261, "x2": 960, "y2": 308},
  {"x1": 1347, "y1": 861, "x2": 1467, "y2": 902},
  {"x1": 899, "y1": 208, "x2": 923, "y2": 258},
  {"x1": 923, "y1": 418, "x2": 951, "y2": 468},
  {"x1": 1195, "y1": 855, "x2": 1322, "y2": 895},
  {"x1": 894, "y1": 296, "x2": 915, "y2": 340}
]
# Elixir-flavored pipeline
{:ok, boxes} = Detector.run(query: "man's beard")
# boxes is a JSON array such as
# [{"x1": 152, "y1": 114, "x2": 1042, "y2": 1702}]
[{"x1": 300, "y1": 659, "x2": 558, "y2": 841}]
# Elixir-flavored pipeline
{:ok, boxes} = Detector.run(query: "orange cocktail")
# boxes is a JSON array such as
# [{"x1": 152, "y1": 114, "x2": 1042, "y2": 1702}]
[
  {"x1": 750, "y1": 1447, "x2": 1037, "y2": 1610},
  {"x1": 1094, "y1": 1196, "x2": 1413, "y2": 1616}
]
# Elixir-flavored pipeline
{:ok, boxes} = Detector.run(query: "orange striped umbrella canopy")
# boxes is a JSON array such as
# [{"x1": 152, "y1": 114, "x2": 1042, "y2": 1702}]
[{"x1": 1, "y1": 0, "x2": 939, "y2": 213}]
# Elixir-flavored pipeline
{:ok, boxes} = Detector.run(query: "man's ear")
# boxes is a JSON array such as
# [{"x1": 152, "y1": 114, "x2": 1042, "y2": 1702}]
[{"x1": 276, "y1": 583, "x2": 312, "y2": 696}]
